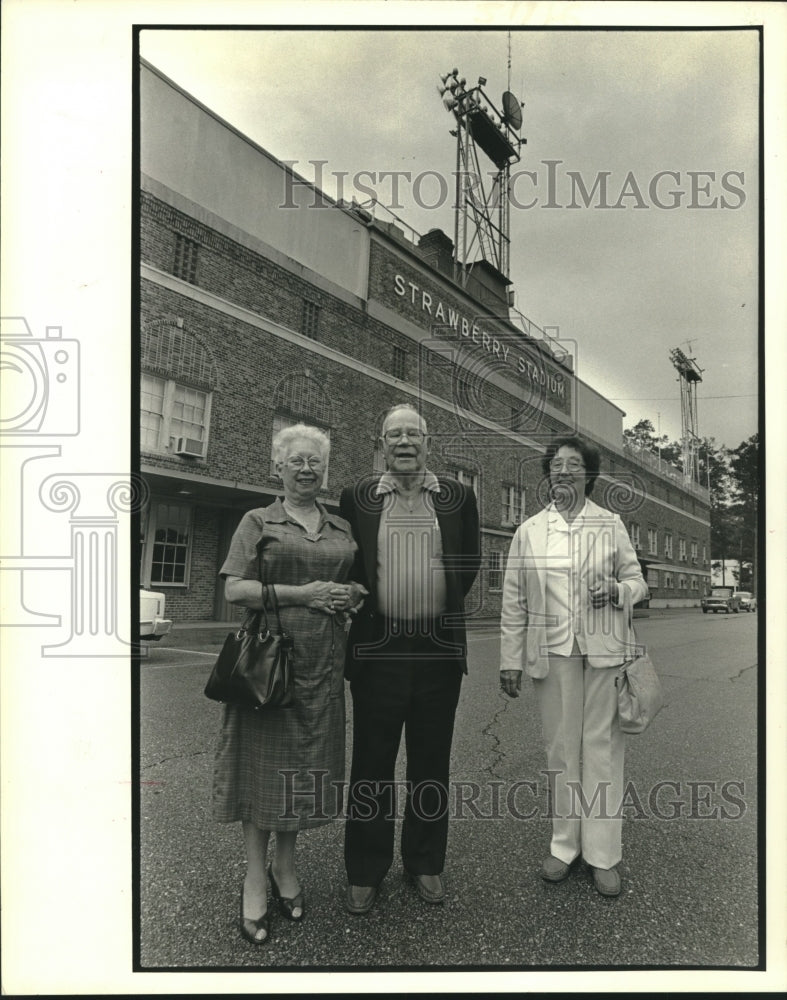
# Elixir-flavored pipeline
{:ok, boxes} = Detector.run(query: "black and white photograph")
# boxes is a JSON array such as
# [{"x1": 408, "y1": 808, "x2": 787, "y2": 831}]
[{"x1": 2, "y1": 1, "x2": 786, "y2": 995}]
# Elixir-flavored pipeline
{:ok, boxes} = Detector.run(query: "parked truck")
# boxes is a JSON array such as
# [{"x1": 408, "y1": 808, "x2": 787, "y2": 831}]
[{"x1": 701, "y1": 586, "x2": 742, "y2": 614}]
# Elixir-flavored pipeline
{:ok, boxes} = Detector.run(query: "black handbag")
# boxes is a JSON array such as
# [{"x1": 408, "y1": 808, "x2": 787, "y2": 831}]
[{"x1": 204, "y1": 539, "x2": 293, "y2": 709}]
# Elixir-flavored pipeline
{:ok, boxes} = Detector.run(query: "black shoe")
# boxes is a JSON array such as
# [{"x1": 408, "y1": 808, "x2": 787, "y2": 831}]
[
  {"x1": 406, "y1": 870, "x2": 446, "y2": 904},
  {"x1": 346, "y1": 883, "x2": 377, "y2": 915},
  {"x1": 268, "y1": 864, "x2": 305, "y2": 921},
  {"x1": 240, "y1": 881, "x2": 270, "y2": 945}
]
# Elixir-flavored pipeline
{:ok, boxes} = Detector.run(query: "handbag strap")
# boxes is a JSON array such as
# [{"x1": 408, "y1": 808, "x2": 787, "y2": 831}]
[
  {"x1": 620, "y1": 584, "x2": 646, "y2": 659},
  {"x1": 250, "y1": 509, "x2": 285, "y2": 636}
]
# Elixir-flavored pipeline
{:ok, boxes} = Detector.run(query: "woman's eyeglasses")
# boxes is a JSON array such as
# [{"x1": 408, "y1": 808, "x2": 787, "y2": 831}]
[
  {"x1": 284, "y1": 456, "x2": 325, "y2": 470},
  {"x1": 549, "y1": 459, "x2": 586, "y2": 473}
]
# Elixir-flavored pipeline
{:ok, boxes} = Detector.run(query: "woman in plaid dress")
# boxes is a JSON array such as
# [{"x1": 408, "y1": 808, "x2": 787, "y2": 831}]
[{"x1": 213, "y1": 423, "x2": 366, "y2": 945}]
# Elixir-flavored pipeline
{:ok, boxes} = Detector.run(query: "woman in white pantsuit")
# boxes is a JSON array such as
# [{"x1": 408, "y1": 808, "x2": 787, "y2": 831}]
[{"x1": 499, "y1": 436, "x2": 648, "y2": 897}]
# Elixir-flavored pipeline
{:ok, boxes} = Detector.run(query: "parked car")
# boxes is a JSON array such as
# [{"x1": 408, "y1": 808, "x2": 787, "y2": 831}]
[
  {"x1": 736, "y1": 591, "x2": 757, "y2": 612},
  {"x1": 140, "y1": 588, "x2": 172, "y2": 640},
  {"x1": 701, "y1": 586, "x2": 742, "y2": 614}
]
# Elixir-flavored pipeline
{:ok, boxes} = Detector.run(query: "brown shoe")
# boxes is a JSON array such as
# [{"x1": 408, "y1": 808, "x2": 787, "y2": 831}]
[
  {"x1": 407, "y1": 871, "x2": 445, "y2": 904},
  {"x1": 541, "y1": 855, "x2": 576, "y2": 882},
  {"x1": 345, "y1": 883, "x2": 377, "y2": 915},
  {"x1": 591, "y1": 865, "x2": 621, "y2": 897}
]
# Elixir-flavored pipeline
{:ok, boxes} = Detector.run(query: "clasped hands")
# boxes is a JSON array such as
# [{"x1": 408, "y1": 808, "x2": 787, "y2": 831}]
[
  {"x1": 302, "y1": 580, "x2": 368, "y2": 615},
  {"x1": 588, "y1": 576, "x2": 620, "y2": 609}
]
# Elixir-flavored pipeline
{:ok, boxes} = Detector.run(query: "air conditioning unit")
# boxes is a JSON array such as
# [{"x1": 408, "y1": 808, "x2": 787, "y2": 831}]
[{"x1": 174, "y1": 436, "x2": 204, "y2": 458}]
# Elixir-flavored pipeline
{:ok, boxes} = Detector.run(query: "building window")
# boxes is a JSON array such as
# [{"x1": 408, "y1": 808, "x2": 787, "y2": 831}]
[
  {"x1": 141, "y1": 502, "x2": 192, "y2": 587},
  {"x1": 691, "y1": 540, "x2": 699, "y2": 563},
  {"x1": 664, "y1": 573, "x2": 673, "y2": 589},
  {"x1": 679, "y1": 575, "x2": 687, "y2": 590},
  {"x1": 489, "y1": 551, "x2": 502, "y2": 591},
  {"x1": 629, "y1": 522, "x2": 641, "y2": 550},
  {"x1": 647, "y1": 528, "x2": 658, "y2": 555},
  {"x1": 451, "y1": 468, "x2": 478, "y2": 495},
  {"x1": 172, "y1": 233, "x2": 199, "y2": 283},
  {"x1": 664, "y1": 533, "x2": 673, "y2": 559},
  {"x1": 501, "y1": 485, "x2": 525, "y2": 526},
  {"x1": 392, "y1": 345, "x2": 407, "y2": 380},
  {"x1": 647, "y1": 568, "x2": 660, "y2": 588},
  {"x1": 273, "y1": 371, "x2": 332, "y2": 426},
  {"x1": 679, "y1": 538, "x2": 687, "y2": 562},
  {"x1": 302, "y1": 300, "x2": 320, "y2": 338},
  {"x1": 141, "y1": 373, "x2": 211, "y2": 457},
  {"x1": 702, "y1": 544, "x2": 707, "y2": 566},
  {"x1": 691, "y1": 577, "x2": 699, "y2": 590},
  {"x1": 141, "y1": 320, "x2": 218, "y2": 387},
  {"x1": 270, "y1": 413, "x2": 331, "y2": 484}
]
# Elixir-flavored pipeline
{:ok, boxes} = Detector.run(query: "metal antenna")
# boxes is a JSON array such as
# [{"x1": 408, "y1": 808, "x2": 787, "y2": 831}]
[
  {"x1": 435, "y1": 63, "x2": 525, "y2": 284},
  {"x1": 507, "y1": 31, "x2": 512, "y2": 93},
  {"x1": 669, "y1": 346, "x2": 704, "y2": 487}
]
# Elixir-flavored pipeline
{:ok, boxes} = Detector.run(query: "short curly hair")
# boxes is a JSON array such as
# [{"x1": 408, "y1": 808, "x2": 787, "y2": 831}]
[
  {"x1": 542, "y1": 435, "x2": 601, "y2": 497},
  {"x1": 272, "y1": 423, "x2": 331, "y2": 465}
]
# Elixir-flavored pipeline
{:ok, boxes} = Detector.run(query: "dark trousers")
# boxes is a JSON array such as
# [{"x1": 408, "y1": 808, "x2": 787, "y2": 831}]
[{"x1": 344, "y1": 624, "x2": 463, "y2": 886}]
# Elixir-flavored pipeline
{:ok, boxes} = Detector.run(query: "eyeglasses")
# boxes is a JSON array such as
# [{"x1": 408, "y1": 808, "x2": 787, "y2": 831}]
[
  {"x1": 383, "y1": 428, "x2": 425, "y2": 443},
  {"x1": 549, "y1": 459, "x2": 586, "y2": 473},
  {"x1": 284, "y1": 456, "x2": 325, "y2": 471}
]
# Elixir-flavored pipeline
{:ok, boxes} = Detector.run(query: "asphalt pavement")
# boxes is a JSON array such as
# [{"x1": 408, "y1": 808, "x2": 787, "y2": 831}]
[{"x1": 139, "y1": 608, "x2": 759, "y2": 971}]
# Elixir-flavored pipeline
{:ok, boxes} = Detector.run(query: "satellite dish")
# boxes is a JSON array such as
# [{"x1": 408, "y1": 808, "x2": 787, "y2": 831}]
[{"x1": 502, "y1": 91, "x2": 523, "y2": 131}]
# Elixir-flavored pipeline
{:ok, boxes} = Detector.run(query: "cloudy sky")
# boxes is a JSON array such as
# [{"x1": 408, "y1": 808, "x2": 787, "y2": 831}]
[{"x1": 140, "y1": 27, "x2": 759, "y2": 450}]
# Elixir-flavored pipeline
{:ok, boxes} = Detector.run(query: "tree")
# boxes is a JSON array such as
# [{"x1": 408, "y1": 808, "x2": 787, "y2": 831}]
[
  {"x1": 623, "y1": 418, "x2": 658, "y2": 449},
  {"x1": 623, "y1": 418, "x2": 682, "y2": 468},
  {"x1": 728, "y1": 434, "x2": 759, "y2": 590},
  {"x1": 624, "y1": 420, "x2": 759, "y2": 590}
]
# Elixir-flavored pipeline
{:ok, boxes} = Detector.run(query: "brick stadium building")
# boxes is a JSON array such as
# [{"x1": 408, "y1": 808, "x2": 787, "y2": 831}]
[{"x1": 138, "y1": 60, "x2": 711, "y2": 622}]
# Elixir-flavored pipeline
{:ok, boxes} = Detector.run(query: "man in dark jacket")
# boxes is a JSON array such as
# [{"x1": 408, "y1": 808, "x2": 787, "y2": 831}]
[{"x1": 340, "y1": 403, "x2": 481, "y2": 914}]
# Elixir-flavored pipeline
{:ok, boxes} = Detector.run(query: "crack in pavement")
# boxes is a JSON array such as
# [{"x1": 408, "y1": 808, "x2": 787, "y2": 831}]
[
  {"x1": 656, "y1": 662, "x2": 757, "y2": 683},
  {"x1": 480, "y1": 693, "x2": 514, "y2": 781}
]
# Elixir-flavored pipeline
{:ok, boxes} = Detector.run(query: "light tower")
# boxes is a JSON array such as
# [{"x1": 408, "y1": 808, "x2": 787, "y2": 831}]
[
  {"x1": 669, "y1": 346, "x2": 704, "y2": 485},
  {"x1": 436, "y1": 68, "x2": 526, "y2": 289}
]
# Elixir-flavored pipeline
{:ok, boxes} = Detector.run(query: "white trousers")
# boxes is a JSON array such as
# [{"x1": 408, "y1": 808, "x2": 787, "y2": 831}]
[{"x1": 533, "y1": 645, "x2": 625, "y2": 870}]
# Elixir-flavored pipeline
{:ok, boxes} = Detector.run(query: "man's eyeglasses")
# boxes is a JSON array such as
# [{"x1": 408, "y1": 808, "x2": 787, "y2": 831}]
[
  {"x1": 383, "y1": 428, "x2": 425, "y2": 443},
  {"x1": 549, "y1": 459, "x2": 586, "y2": 473},
  {"x1": 284, "y1": 456, "x2": 325, "y2": 471}
]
